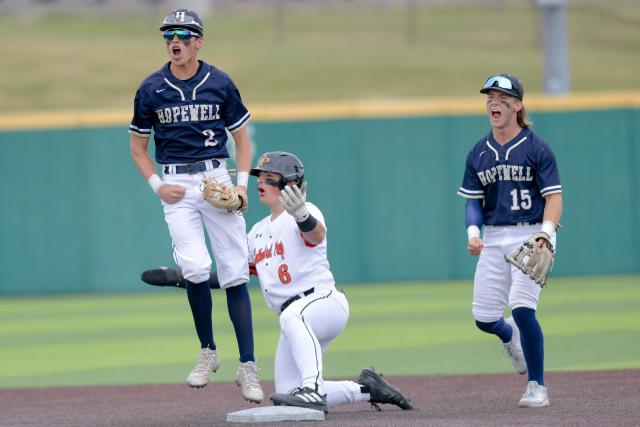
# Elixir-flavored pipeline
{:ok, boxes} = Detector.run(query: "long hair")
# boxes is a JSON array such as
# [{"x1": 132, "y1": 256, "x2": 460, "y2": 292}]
[{"x1": 517, "y1": 105, "x2": 533, "y2": 128}]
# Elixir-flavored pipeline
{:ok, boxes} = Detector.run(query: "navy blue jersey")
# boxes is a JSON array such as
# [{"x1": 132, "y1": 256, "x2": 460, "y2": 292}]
[
  {"x1": 129, "y1": 61, "x2": 250, "y2": 164},
  {"x1": 457, "y1": 128, "x2": 562, "y2": 226}
]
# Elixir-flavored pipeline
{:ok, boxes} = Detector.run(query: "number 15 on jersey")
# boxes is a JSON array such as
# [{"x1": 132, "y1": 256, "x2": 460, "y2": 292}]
[{"x1": 510, "y1": 189, "x2": 531, "y2": 210}]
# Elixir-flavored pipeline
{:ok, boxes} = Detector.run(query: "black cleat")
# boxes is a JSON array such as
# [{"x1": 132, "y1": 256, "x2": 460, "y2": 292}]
[
  {"x1": 358, "y1": 366, "x2": 413, "y2": 410},
  {"x1": 271, "y1": 387, "x2": 328, "y2": 413},
  {"x1": 141, "y1": 267, "x2": 186, "y2": 288}
]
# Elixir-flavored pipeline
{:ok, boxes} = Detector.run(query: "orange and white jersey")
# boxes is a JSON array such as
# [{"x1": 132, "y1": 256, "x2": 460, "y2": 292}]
[{"x1": 248, "y1": 202, "x2": 335, "y2": 314}]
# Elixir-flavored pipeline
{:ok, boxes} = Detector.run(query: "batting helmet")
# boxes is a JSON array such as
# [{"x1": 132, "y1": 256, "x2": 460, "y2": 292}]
[
  {"x1": 480, "y1": 73, "x2": 524, "y2": 100},
  {"x1": 160, "y1": 9, "x2": 204, "y2": 36},
  {"x1": 250, "y1": 152, "x2": 305, "y2": 189}
]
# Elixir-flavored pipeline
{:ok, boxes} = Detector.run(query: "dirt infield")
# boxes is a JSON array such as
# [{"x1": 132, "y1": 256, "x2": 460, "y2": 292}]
[{"x1": 1, "y1": 369, "x2": 638, "y2": 426}]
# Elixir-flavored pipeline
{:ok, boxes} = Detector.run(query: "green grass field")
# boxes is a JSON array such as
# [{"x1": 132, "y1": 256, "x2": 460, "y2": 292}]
[
  {"x1": 2, "y1": 2, "x2": 640, "y2": 113},
  {"x1": 1, "y1": 275, "x2": 638, "y2": 389}
]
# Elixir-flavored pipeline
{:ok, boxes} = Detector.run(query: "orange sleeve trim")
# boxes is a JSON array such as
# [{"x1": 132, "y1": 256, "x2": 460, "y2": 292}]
[
  {"x1": 299, "y1": 231, "x2": 318, "y2": 248},
  {"x1": 249, "y1": 263, "x2": 258, "y2": 276}
]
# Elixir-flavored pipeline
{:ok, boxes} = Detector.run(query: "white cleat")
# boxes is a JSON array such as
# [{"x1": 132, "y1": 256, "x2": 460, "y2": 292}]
[
  {"x1": 519, "y1": 381, "x2": 550, "y2": 407},
  {"x1": 236, "y1": 361, "x2": 264, "y2": 403},
  {"x1": 504, "y1": 317, "x2": 527, "y2": 375},
  {"x1": 187, "y1": 348, "x2": 219, "y2": 388}
]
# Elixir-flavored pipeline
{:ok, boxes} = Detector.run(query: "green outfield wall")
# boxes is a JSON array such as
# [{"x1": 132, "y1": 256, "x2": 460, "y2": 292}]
[{"x1": 0, "y1": 105, "x2": 639, "y2": 295}]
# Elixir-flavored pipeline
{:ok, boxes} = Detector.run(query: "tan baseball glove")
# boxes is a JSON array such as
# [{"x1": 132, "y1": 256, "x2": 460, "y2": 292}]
[
  {"x1": 202, "y1": 177, "x2": 248, "y2": 213},
  {"x1": 505, "y1": 232, "x2": 554, "y2": 287}
]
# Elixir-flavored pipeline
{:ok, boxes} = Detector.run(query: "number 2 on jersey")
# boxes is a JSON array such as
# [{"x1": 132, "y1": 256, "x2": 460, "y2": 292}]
[
  {"x1": 278, "y1": 264, "x2": 291, "y2": 284},
  {"x1": 510, "y1": 189, "x2": 532, "y2": 210},
  {"x1": 202, "y1": 129, "x2": 218, "y2": 147}
]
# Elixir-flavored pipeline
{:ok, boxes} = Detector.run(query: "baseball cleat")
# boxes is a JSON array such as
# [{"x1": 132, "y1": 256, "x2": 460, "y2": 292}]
[
  {"x1": 235, "y1": 361, "x2": 264, "y2": 403},
  {"x1": 357, "y1": 366, "x2": 413, "y2": 410},
  {"x1": 518, "y1": 381, "x2": 550, "y2": 407},
  {"x1": 187, "y1": 348, "x2": 219, "y2": 388},
  {"x1": 270, "y1": 387, "x2": 328, "y2": 413},
  {"x1": 141, "y1": 267, "x2": 186, "y2": 288},
  {"x1": 504, "y1": 317, "x2": 527, "y2": 375}
]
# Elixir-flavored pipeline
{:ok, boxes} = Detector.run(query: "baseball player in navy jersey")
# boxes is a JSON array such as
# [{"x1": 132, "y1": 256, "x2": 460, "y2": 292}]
[
  {"x1": 457, "y1": 73, "x2": 562, "y2": 408},
  {"x1": 129, "y1": 9, "x2": 262, "y2": 403},
  {"x1": 141, "y1": 151, "x2": 413, "y2": 413}
]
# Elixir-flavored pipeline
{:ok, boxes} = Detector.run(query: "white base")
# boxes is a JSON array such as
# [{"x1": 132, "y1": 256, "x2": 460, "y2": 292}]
[{"x1": 226, "y1": 406, "x2": 326, "y2": 423}]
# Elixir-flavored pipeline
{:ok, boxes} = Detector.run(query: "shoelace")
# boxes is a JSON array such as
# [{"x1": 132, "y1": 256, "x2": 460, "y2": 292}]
[
  {"x1": 192, "y1": 351, "x2": 216, "y2": 375},
  {"x1": 523, "y1": 382, "x2": 536, "y2": 398},
  {"x1": 239, "y1": 363, "x2": 261, "y2": 388}
]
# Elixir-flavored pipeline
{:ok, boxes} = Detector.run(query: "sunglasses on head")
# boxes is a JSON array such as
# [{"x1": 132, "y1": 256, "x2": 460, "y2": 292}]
[
  {"x1": 163, "y1": 29, "x2": 201, "y2": 41},
  {"x1": 483, "y1": 75, "x2": 521, "y2": 98}
]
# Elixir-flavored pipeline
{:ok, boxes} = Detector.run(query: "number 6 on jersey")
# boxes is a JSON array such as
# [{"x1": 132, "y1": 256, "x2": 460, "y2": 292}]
[{"x1": 278, "y1": 264, "x2": 291, "y2": 284}]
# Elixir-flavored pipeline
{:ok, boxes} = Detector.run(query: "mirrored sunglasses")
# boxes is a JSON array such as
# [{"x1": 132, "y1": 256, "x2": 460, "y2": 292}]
[
  {"x1": 163, "y1": 29, "x2": 201, "y2": 41},
  {"x1": 483, "y1": 75, "x2": 521, "y2": 98},
  {"x1": 484, "y1": 76, "x2": 514, "y2": 91}
]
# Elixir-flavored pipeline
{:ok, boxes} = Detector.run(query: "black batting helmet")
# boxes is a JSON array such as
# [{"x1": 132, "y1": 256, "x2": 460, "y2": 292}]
[
  {"x1": 160, "y1": 9, "x2": 204, "y2": 36},
  {"x1": 250, "y1": 152, "x2": 304, "y2": 189}
]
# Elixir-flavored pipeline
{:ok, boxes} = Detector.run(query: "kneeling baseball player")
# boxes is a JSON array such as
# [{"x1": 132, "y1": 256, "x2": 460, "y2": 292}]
[{"x1": 141, "y1": 151, "x2": 413, "y2": 413}]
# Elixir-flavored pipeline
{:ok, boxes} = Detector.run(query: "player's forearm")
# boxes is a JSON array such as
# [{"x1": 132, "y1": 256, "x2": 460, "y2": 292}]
[
  {"x1": 130, "y1": 135, "x2": 156, "y2": 180},
  {"x1": 232, "y1": 127, "x2": 252, "y2": 171},
  {"x1": 131, "y1": 135, "x2": 167, "y2": 195},
  {"x1": 541, "y1": 193, "x2": 563, "y2": 236},
  {"x1": 301, "y1": 222, "x2": 326, "y2": 245},
  {"x1": 465, "y1": 198, "x2": 484, "y2": 240},
  {"x1": 231, "y1": 127, "x2": 252, "y2": 188},
  {"x1": 543, "y1": 193, "x2": 563, "y2": 226}
]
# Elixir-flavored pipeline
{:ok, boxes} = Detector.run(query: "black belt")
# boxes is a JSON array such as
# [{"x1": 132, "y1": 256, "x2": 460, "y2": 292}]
[
  {"x1": 280, "y1": 288, "x2": 315, "y2": 313},
  {"x1": 164, "y1": 159, "x2": 220, "y2": 174}
]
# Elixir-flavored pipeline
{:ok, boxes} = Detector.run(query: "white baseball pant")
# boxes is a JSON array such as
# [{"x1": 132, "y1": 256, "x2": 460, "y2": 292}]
[
  {"x1": 472, "y1": 223, "x2": 557, "y2": 323},
  {"x1": 161, "y1": 160, "x2": 249, "y2": 287},
  {"x1": 274, "y1": 289, "x2": 367, "y2": 407}
]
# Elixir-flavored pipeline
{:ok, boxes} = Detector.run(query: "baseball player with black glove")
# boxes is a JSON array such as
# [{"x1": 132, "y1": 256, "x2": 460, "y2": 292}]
[
  {"x1": 142, "y1": 151, "x2": 413, "y2": 414},
  {"x1": 129, "y1": 9, "x2": 261, "y2": 403},
  {"x1": 457, "y1": 74, "x2": 562, "y2": 408}
]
